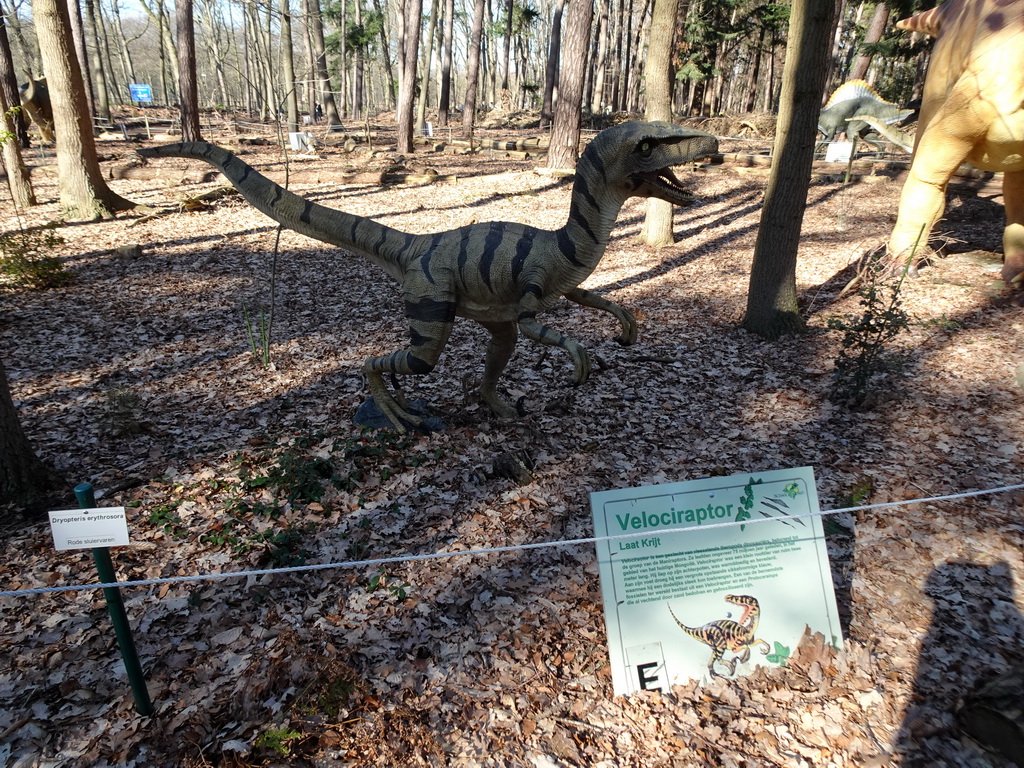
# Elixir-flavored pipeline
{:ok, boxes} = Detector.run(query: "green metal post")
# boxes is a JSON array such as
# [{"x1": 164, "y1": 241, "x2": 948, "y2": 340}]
[{"x1": 75, "y1": 482, "x2": 154, "y2": 717}]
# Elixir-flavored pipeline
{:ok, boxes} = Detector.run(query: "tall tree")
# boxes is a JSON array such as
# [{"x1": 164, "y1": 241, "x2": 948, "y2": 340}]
[
  {"x1": 499, "y1": 0, "x2": 513, "y2": 98},
  {"x1": 65, "y1": 0, "x2": 95, "y2": 119},
  {"x1": 436, "y1": 0, "x2": 454, "y2": 126},
  {"x1": 305, "y1": 0, "x2": 341, "y2": 127},
  {"x1": 82, "y1": 0, "x2": 110, "y2": 121},
  {"x1": 34, "y1": 0, "x2": 137, "y2": 218},
  {"x1": 395, "y1": 0, "x2": 422, "y2": 152},
  {"x1": 176, "y1": 0, "x2": 201, "y2": 140},
  {"x1": 0, "y1": 10, "x2": 29, "y2": 149},
  {"x1": 0, "y1": 20, "x2": 35, "y2": 206},
  {"x1": 640, "y1": 0, "x2": 678, "y2": 246},
  {"x1": 462, "y1": 0, "x2": 486, "y2": 137},
  {"x1": 743, "y1": 0, "x2": 836, "y2": 339},
  {"x1": 280, "y1": 0, "x2": 299, "y2": 132},
  {"x1": 848, "y1": 2, "x2": 889, "y2": 82},
  {"x1": 539, "y1": 0, "x2": 563, "y2": 128},
  {"x1": 0, "y1": 358, "x2": 58, "y2": 511},
  {"x1": 546, "y1": 0, "x2": 594, "y2": 169}
]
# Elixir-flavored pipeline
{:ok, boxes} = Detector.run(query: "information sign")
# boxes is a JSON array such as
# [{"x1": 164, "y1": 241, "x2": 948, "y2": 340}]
[
  {"x1": 49, "y1": 507, "x2": 129, "y2": 551},
  {"x1": 128, "y1": 84, "x2": 153, "y2": 102},
  {"x1": 591, "y1": 467, "x2": 842, "y2": 696}
]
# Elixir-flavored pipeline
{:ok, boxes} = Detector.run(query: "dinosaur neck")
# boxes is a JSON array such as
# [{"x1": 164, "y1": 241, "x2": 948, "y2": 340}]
[
  {"x1": 556, "y1": 147, "x2": 629, "y2": 274},
  {"x1": 154, "y1": 143, "x2": 421, "y2": 280}
]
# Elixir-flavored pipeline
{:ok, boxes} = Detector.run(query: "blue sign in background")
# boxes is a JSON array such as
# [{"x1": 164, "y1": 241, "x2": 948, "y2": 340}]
[{"x1": 129, "y1": 84, "x2": 153, "y2": 102}]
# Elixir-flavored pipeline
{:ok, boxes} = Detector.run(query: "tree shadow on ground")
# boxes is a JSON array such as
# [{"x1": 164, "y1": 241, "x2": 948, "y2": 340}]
[{"x1": 895, "y1": 559, "x2": 1024, "y2": 766}]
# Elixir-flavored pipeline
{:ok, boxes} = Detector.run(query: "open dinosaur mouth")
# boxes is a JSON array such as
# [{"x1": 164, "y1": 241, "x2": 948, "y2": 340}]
[{"x1": 635, "y1": 166, "x2": 697, "y2": 205}]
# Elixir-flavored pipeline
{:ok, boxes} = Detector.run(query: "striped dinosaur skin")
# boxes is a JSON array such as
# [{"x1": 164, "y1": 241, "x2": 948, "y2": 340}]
[
  {"x1": 138, "y1": 122, "x2": 718, "y2": 431},
  {"x1": 669, "y1": 594, "x2": 770, "y2": 678}
]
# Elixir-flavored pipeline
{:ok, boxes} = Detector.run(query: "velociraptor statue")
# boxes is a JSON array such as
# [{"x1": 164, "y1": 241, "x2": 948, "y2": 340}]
[{"x1": 139, "y1": 122, "x2": 718, "y2": 431}]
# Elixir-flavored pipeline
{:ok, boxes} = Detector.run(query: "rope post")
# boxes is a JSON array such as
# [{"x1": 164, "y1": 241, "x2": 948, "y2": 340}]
[{"x1": 74, "y1": 483, "x2": 154, "y2": 717}]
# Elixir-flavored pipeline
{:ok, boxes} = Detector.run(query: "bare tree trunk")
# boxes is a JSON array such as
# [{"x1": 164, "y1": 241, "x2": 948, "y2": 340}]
[
  {"x1": 32, "y1": 0, "x2": 137, "y2": 217},
  {"x1": 0, "y1": 19, "x2": 35, "y2": 205},
  {"x1": 305, "y1": 0, "x2": 342, "y2": 126},
  {"x1": 110, "y1": 0, "x2": 138, "y2": 94},
  {"x1": 370, "y1": 0, "x2": 395, "y2": 108},
  {"x1": 500, "y1": 0, "x2": 513, "y2": 96},
  {"x1": 547, "y1": 0, "x2": 593, "y2": 169},
  {"x1": 2, "y1": 0, "x2": 43, "y2": 78},
  {"x1": 437, "y1": 0, "x2": 454, "y2": 126},
  {"x1": 0, "y1": 359, "x2": 59, "y2": 513},
  {"x1": 66, "y1": 0, "x2": 95, "y2": 120},
  {"x1": 589, "y1": 0, "x2": 608, "y2": 112},
  {"x1": 462, "y1": 0, "x2": 487, "y2": 138},
  {"x1": 640, "y1": 0, "x2": 677, "y2": 246},
  {"x1": 416, "y1": 0, "x2": 440, "y2": 132},
  {"x1": 353, "y1": 0, "x2": 365, "y2": 118},
  {"x1": 177, "y1": 0, "x2": 202, "y2": 140},
  {"x1": 396, "y1": 0, "x2": 422, "y2": 152},
  {"x1": 743, "y1": 0, "x2": 836, "y2": 339},
  {"x1": 848, "y1": 1, "x2": 888, "y2": 83},
  {"x1": 82, "y1": 0, "x2": 110, "y2": 121},
  {"x1": 539, "y1": 0, "x2": 564, "y2": 129},
  {"x1": 280, "y1": 0, "x2": 299, "y2": 131},
  {"x1": 0, "y1": 11, "x2": 29, "y2": 148}
]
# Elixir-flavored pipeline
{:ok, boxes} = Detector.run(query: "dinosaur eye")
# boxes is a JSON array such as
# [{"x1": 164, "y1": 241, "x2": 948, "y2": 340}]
[{"x1": 637, "y1": 140, "x2": 653, "y2": 155}]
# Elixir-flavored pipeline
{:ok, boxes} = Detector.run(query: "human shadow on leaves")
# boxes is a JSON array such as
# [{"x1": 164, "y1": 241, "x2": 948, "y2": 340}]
[{"x1": 896, "y1": 559, "x2": 1024, "y2": 767}]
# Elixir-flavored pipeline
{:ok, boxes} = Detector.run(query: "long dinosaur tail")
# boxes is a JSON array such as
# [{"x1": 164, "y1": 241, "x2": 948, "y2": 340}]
[
  {"x1": 667, "y1": 603, "x2": 703, "y2": 640},
  {"x1": 137, "y1": 142, "x2": 417, "y2": 278}
]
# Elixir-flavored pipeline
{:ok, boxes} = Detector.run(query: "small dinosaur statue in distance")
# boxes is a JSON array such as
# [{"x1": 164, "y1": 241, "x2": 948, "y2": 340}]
[
  {"x1": 138, "y1": 122, "x2": 718, "y2": 432},
  {"x1": 669, "y1": 594, "x2": 771, "y2": 678}
]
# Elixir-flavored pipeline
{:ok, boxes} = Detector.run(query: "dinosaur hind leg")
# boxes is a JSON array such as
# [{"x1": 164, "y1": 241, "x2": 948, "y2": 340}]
[
  {"x1": 477, "y1": 320, "x2": 521, "y2": 418},
  {"x1": 563, "y1": 287, "x2": 638, "y2": 345},
  {"x1": 362, "y1": 295, "x2": 455, "y2": 433},
  {"x1": 1002, "y1": 170, "x2": 1024, "y2": 289}
]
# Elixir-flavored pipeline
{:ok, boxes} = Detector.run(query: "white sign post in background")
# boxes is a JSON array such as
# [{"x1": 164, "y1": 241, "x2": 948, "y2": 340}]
[{"x1": 591, "y1": 467, "x2": 842, "y2": 696}]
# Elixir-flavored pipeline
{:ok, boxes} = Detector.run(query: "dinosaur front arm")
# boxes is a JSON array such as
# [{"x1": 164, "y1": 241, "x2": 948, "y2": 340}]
[
  {"x1": 517, "y1": 315, "x2": 591, "y2": 386},
  {"x1": 563, "y1": 288, "x2": 638, "y2": 345}
]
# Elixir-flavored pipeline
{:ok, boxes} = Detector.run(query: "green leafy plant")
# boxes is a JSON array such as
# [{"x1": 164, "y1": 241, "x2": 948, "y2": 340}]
[
  {"x1": 828, "y1": 252, "x2": 915, "y2": 408},
  {"x1": 241, "y1": 300, "x2": 272, "y2": 367},
  {"x1": 367, "y1": 566, "x2": 410, "y2": 600},
  {"x1": 0, "y1": 227, "x2": 70, "y2": 290},
  {"x1": 255, "y1": 726, "x2": 303, "y2": 756}
]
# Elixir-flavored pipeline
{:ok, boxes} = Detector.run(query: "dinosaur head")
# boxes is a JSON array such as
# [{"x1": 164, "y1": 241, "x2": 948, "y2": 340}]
[{"x1": 581, "y1": 121, "x2": 719, "y2": 207}]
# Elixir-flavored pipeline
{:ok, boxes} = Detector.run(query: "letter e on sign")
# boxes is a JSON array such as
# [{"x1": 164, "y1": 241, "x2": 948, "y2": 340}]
[{"x1": 48, "y1": 508, "x2": 130, "y2": 551}]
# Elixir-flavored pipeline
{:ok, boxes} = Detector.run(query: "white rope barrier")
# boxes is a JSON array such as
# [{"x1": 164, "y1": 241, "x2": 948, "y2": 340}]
[{"x1": 1, "y1": 482, "x2": 1020, "y2": 599}]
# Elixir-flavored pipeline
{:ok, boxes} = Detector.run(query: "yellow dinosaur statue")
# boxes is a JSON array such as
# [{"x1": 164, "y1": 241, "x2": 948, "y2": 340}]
[{"x1": 887, "y1": 0, "x2": 1024, "y2": 289}]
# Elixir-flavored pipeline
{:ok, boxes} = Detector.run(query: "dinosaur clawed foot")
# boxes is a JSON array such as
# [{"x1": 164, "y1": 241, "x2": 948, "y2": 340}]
[
  {"x1": 360, "y1": 372, "x2": 446, "y2": 433},
  {"x1": 480, "y1": 388, "x2": 526, "y2": 420}
]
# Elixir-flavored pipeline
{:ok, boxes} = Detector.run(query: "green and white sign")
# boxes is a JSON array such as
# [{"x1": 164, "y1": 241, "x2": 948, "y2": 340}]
[{"x1": 591, "y1": 467, "x2": 842, "y2": 696}]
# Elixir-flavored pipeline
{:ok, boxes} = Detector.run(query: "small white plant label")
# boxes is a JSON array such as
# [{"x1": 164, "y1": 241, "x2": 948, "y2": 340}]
[
  {"x1": 49, "y1": 507, "x2": 130, "y2": 551},
  {"x1": 591, "y1": 467, "x2": 842, "y2": 696}
]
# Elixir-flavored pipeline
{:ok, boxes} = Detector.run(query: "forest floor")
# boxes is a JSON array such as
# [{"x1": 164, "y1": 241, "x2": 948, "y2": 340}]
[{"x1": 1, "y1": 115, "x2": 1022, "y2": 767}]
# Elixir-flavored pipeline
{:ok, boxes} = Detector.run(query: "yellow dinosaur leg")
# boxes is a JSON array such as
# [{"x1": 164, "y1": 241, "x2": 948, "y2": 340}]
[
  {"x1": 888, "y1": 91, "x2": 994, "y2": 266},
  {"x1": 1003, "y1": 170, "x2": 1024, "y2": 288}
]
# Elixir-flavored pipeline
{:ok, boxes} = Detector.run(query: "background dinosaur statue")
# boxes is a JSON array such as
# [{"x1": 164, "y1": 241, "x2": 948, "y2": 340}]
[
  {"x1": 887, "y1": 0, "x2": 1024, "y2": 289},
  {"x1": 138, "y1": 121, "x2": 718, "y2": 432},
  {"x1": 18, "y1": 78, "x2": 54, "y2": 143},
  {"x1": 817, "y1": 80, "x2": 914, "y2": 145},
  {"x1": 848, "y1": 114, "x2": 915, "y2": 153}
]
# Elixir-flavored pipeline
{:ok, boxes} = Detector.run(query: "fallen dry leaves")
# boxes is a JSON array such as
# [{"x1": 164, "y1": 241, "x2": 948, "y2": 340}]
[{"x1": 0, "y1": 117, "x2": 1022, "y2": 767}]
